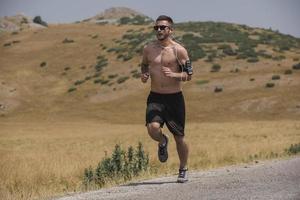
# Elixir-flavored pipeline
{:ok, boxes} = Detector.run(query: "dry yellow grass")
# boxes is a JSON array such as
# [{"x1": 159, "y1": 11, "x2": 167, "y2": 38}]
[{"x1": 0, "y1": 120, "x2": 299, "y2": 200}]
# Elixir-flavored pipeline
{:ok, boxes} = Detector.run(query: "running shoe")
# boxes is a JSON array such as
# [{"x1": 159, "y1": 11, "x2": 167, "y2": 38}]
[
  {"x1": 177, "y1": 168, "x2": 188, "y2": 183},
  {"x1": 158, "y1": 134, "x2": 168, "y2": 162}
]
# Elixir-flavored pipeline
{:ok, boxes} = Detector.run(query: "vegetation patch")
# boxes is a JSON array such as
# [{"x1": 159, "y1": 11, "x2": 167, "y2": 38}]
[
  {"x1": 67, "y1": 87, "x2": 77, "y2": 93},
  {"x1": 119, "y1": 15, "x2": 153, "y2": 25},
  {"x1": 95, "y1": 55, "x2": 108, "y2": 72},
  {"x1": 271, "y1": 75, "x2": 280, "y2": 80},
  {"x1": 108, "y1": 29, "x2": 154, "y2": 61},
  {"x1": 214, "y1": 86, "x2": 223, "y2": 93},
  {"x1": 284, "y1": 69, "x2": 293, "y2": 75},
  {"x1": 285, "y1": 143, "x2": 300, "y2": 155},
  {"x1": 130, "y1": 69, "x2": 140, "y2": 79},
  {"x1": 292, "y1": 63, "x2": 300, "y2": 70},
  {"x1": 196, "y1": 80, "x2": 209, "y2": 85},
  {"x1": 62, "y1": 38, "x2": 75, "y2": 43},
  {"x1": 210, "y1": 64, "x2": 221, "y2": 72},
  {"x1": 33, "y1": 16, "x2": 48, "y2": 27},
  {"x1": 40, "y1": 62, "x2": 47, "y2": 67},
  {"x1": 265, "y1": 82, "x2": 275, "y2": 88},
  {"x1": 117, "y1": 76, "x2": 130, "y2": 84},
  {"x1": 83, "y1": 143, "x2": 149, "y2": 188}
]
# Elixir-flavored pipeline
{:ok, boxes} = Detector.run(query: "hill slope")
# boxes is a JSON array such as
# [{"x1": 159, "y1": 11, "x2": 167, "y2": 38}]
[{"x1": 0, "y1": 14, "x2": 300, "y2": 123}]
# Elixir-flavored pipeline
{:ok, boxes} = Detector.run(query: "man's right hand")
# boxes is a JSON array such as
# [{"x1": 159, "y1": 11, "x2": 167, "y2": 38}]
[{"x1": 141, "y1": 73, "x2": 150, "y2": 83}]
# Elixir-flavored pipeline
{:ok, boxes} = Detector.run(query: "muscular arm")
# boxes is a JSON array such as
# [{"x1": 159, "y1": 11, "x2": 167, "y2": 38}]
[
  {"x1": 163, "y1": 47, "x2": 192, "y2": 81},
  {"x1": 140, "y1": 46, "x2": 150, "y2": 83},
  {"x1": 141, "y1": 62, "x2": 149, "y2": 74}
]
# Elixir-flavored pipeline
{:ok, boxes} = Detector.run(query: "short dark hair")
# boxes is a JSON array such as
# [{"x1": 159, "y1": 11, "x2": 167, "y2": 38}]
[{"x1": 156, "y1": 15, "x2": 174, "y2": 26}]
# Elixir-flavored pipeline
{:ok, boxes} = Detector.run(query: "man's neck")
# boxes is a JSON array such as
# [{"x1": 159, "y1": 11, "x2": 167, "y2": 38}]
[{"x1": 158, "y1": 38, "x2": 173, "y2": 48}]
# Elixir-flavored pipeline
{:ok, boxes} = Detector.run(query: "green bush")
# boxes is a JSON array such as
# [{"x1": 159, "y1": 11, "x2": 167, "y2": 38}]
[
  {"x1": 119, "y1": 15, "x2": 153, "y2": 25},
  {"x1": 196, "y1": 80, "x2": 209, "y2": 85},
  {"x1": 3, "y1": 43, "x2": 11, "y2": 47},
  {"x1": 271, "y1": 75, "x2": 280, "y2": 80},
  {"x1": 40, "y1": 62, "x2": 47, "y2": 67},
  {"x1": 74, "y1": 80, "x2": 85, "y2": 85},
  {"x1": 285, "y1": 143, "x2": 300, "y2": 155},
  {"x1": 67, "y1": 87, "x2": 77, "y2": 93},
  {"x1": 272, "y1": 55, "x2": 286, "y2": 61},
  {"x1": 62, "y1": 38, "x2": 74, "y2": 43},
  {"x1": 131, "y1": 70, "x2": 140, "y2": 79},
  {"x1": 117, "y1": 76, "x2": 129, "y2": 84},
  {"x1": 211, "y1": 64, "x2": 221, "y2": 72},
  {"x1": 108, "y1": 74, "x2": 118, "y2": 79},
  {"x1": 214, "y1": 86, "x2": 223, "y2": 93},
  {"x1": 33, "y1": 16, "x2": 48, "y2": 27},
  {"x1": 292, "y1": 63, "x2": 300, "y2": 70},
  {"x1": 265, "y1": 82, "x2": 275, "y2": 88},
  {"x1": 247, "y1": 57, "x2": 259, "y2": 63},
  {"x1": 293, "y1": 58, "x2": 299, "y2": 61},
  {"x1": 284, "y1": 69, "x2": 293, "y2": 75},
  {"x1": 83, "y1": 142, "x2": 149, "y2": 188},
  {"x1": 95, "y1": 57, "x2": 108, "y2": 72}
]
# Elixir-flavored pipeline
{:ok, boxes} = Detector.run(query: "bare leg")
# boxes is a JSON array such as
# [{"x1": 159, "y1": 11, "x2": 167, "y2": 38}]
[
  {"x1": 174, "y1": 135, "x2": 189, "y2": 169},
  {"x1": 147, "y1": 122, "x2": 166, "y2": 145}
]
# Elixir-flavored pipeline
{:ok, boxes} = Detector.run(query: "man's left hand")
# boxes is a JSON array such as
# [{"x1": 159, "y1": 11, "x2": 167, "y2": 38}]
[{"x1": 162, "y1": 67, "x2": 175, "y2": 78}]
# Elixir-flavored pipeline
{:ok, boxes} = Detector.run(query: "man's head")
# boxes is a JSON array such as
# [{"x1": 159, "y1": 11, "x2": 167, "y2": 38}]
[{"x1": 154, "y1": 15, "x2": 174, "y2": 41}]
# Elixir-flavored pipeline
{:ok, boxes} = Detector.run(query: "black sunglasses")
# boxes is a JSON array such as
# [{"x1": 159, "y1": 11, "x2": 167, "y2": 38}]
[{"x1": 153, "y1": 25, "x2": 169, "y2": 31}]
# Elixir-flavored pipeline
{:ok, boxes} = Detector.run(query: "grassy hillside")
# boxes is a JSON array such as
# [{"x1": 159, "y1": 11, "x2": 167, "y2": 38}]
[{"x1": 0, "y1": 22, "x2": 300, "y2": 123}]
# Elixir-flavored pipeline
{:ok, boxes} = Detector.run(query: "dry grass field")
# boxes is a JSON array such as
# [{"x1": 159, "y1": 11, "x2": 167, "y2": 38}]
[
  {"x1": 1, "y1": 121, "x2": 300, "y2": 200},
  {"x1": 1, "y1": 15, "x2": 300, "y2": 200}
]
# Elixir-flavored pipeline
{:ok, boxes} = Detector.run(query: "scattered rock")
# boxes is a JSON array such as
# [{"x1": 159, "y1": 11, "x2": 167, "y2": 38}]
[{"x1": 214, "y1": 86, "x2": 223, "y2": 93}]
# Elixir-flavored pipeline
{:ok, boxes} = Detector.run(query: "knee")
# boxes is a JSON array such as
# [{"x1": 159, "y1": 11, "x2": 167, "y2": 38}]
[
  {"x1": 174, "y1": 135, "x2": 185, "y2": 145},
  {"x1": 147, "y1": 122, "x2": 161, "y2": 134}
]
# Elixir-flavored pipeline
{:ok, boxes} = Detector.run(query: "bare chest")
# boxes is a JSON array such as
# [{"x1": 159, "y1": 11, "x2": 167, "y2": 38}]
[{"x1": 148, "y1": 47, "x2": 179, "y2": 68}]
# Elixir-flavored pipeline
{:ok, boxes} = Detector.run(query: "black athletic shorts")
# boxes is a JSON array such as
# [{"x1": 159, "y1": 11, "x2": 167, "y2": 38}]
[{"x1": 145, "y1": 91, "x2": 185, "y2": 136}]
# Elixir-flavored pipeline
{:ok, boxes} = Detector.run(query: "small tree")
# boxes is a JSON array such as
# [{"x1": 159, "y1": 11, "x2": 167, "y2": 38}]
[{"x1": 33, "y1": 16, "x2": 48, "y2": 27}]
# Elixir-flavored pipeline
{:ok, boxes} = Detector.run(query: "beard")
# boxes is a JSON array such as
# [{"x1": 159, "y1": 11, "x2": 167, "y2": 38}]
[{"x1": 156, "y1": 33, "x2": 169, "y2": 41}]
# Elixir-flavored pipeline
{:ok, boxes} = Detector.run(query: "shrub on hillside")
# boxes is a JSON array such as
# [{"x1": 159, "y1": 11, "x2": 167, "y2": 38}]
[
  {"x1": 196, "y1": 80, "x2": 209, "y2": 85},
  {"x1": 67, "y1": 87, "x2": 77, "y2": 93},
  {"x1": 117, "y1": 76, "x2": 129, "y2": 84},
  {"x1": 247, "y1": 57, "x2": 259, "y2": 63},
  {"x1": 119, "y1": 15, "x2": 153, "y2": 25},
  {"x1": 293, "y1": 58, "x2": 299, "y2": 61},
  {"x1": 40, "y1": 62, "x2": 47, "y2": 67},
  {"x1": 74, "y1": 80, "x2": 85, "y2": 86},
  {"x1": 95, "y1": 57, "x2": 108, "y2": 72},
  {"x1": 292, "y1": 63, "x2": 300, "y2": 70},
  {"x1": 271, "y1": 75, "x2": 280, "y2": 80},
  {"x1": 265, "y1": 82, "x2": 275, "y2": 88},
  {"x1": 62, "y1": 38, "x2": 74, "y2": 43},
  {"x1": 33, "y1": 16, "x2": 48, "y2": 27},
  {"x1": 214, "y1": 86, "x2": 223, "y2": 93},
  {"x1": 3, "y1": 42, "x2": 11, "y2": 47},
  {"x1": 272, "y1": 55, "x2": 286, "y2": 61},
  {"x1": 108, "y1": 74, "x2": 118, "y2": 79},
  {"x1": 284, "y1": 69, "x2": 293, "y2": 75},
  {"x1": 210, "y1": 64, "x2": 221, "y2": 72}
]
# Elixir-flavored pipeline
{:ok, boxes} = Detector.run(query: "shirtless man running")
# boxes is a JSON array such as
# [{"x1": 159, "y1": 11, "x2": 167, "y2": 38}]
[{"x1": 140, "y1": 15, "x2": 193, "y2": 183}]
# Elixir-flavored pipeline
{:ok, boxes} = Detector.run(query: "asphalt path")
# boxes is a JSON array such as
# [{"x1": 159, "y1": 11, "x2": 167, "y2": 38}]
[{"x1": 56, "y1": 157, "x2": 300, "y2": 200}]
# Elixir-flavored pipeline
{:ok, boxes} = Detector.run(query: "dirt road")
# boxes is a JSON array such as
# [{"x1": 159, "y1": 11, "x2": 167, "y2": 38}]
[{"x1": 56, "y1": 157, "x2": 300, "y2": 200}]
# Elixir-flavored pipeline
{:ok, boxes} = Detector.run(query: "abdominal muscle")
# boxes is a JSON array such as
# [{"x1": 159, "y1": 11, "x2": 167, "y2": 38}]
[{"x1": 149, "y1": 64, "x2": 182, "y2": 94}]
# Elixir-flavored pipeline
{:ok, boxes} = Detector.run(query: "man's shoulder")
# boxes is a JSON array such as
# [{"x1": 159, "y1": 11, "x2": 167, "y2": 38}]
[
  {"x1": 144, "y1": 41, "x2": 157, "y2": 49},
  {"x1": 172, "y1": 42, "x2": 188, "y2": 56},
  {"x1": 173, "y1": 42, "x2": 187, "y2": 52}
]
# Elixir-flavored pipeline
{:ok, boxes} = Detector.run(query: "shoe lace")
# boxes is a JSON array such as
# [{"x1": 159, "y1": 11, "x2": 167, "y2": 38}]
[
  {"x1": 178, "y1": 169, "x2": 187, "y2": 178},
  {"x1": 159, "y1": 144, "x2": 165, "y2": 155}
]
